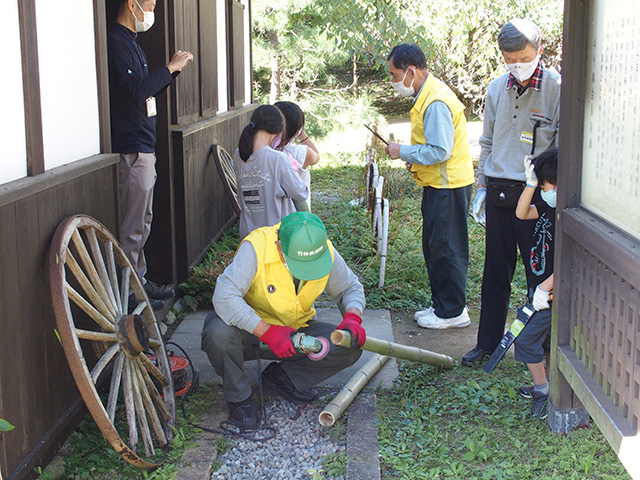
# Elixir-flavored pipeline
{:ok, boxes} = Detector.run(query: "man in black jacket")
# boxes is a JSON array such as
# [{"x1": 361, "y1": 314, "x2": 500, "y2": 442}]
[{"x1": 108, "y1": 0, "x2": 192, "y2": 309}]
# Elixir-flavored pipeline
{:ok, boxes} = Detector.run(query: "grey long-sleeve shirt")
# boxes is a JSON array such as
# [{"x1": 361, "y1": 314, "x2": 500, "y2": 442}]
[
  {"x1": 477, "y1": 68, "x2": 561, "y2": 186},
  {"x1": 234, "y1": 146, "x2": 308, "y2": 240},
  {"x1": 212, "y1": 241, "x2": 366, "y2": 334}
]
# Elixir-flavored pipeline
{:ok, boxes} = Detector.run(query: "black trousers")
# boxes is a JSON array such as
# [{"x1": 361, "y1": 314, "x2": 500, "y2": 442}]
[
  {"x1": 476, "y1": 187, "x2": 541, "y2": 351},
  {"x1": 201, "y1": 311, "x2": 362, "y2": 402},
  {"x1": 421, "y1": 185, "x2": 472, "y2": 318}
]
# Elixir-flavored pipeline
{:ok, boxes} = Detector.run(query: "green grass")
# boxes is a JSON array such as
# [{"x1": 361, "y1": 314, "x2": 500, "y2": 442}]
[
  {"x1": 39, "y1": 384, "x2": 220, "y2": 480},
  {"x1": 377, "y1": 361, "x2": 630, "y2": 480}
]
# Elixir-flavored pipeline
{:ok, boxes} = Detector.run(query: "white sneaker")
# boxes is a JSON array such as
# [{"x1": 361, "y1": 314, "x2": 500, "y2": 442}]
[
  {"x1": 416, "y1": 307, "x2": 470, "y2": 329},
  {"x1": 414, "y1": 307, "x2": 434, "y2": 322}
]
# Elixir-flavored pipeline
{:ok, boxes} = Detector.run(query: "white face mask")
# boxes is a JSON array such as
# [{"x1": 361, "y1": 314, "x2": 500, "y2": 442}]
[
  {"x1": 541, "y1": 188, "x2": 557, "y2": 208},
  {"x1": 132, "y1": 0, "x2": 155, "y2": 33},
  {"x1": 392, "y1": 69, "x2": 415, "y2": 97},
  {"x1": 507, "y1": 54, "x2": 539, "y2": 83}
]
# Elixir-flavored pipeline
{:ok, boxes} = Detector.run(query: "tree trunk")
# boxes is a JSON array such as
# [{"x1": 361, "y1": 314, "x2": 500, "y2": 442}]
[
  {"x1": 352, "y1": 51, "x2": 359, "y2": 97},
  {"x1": 267, "y1": 30, "x2": 281, "y2": 103}
]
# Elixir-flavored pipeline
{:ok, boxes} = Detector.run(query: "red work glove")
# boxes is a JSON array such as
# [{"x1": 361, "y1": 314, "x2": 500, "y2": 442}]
[
  {"x1": 337, "y1": 312, "x2": 366, "y2": 348},
  {"x1": 259, "y1": 324, "x2": 297, "y2": 358}
]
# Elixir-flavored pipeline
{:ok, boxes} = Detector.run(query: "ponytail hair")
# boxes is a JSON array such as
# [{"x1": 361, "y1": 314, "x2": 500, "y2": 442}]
[
  {"x1": 274, "y1": 101, "x2": 305, "y2": 146},
  {"x1": 238, "y1": 105, "x2": 286, "y2": 161}
]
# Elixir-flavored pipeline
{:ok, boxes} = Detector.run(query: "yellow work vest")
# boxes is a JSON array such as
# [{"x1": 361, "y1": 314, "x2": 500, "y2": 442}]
[
  {"x1": 409, "y1": 74, "x2": 474, "y2": 188},
  {"x1": 242, "y1": 224, "x2": 335, "y2": 330}
]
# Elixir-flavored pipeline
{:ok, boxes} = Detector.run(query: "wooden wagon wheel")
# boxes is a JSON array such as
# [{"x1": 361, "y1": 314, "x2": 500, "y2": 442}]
[{"x1": 49, "y1": 215, "x2": 176, "y2": 469}]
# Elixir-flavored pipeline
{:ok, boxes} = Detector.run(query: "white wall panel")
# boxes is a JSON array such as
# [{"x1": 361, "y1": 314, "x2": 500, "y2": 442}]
[
  {"x1": 1, "y1": 0, "x2": 27, "y2": 184},
  {"x1": 36, "y1": 0, "x2": 101, "y2": 170},
  {"x1": 217, "y1": 0, "x2": 229, "y2": 113}
]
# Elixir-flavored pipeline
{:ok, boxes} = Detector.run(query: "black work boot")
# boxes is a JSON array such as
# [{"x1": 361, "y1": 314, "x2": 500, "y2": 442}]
[
  {"x1": 261, "y1": 362, "x2": 318, "y2": 403},
  {"x1": 461, "y1": 346, "x2": 491, "y2": 366},
  {"x1": 144, "y1": 280, "x2": 175, "y2": 300},
  {"x1": 128, "y1": 293, "x2": 164, "y2": 313},
  {"x1": 227, "y1": 395, "x2": 260, "y2": 429}
]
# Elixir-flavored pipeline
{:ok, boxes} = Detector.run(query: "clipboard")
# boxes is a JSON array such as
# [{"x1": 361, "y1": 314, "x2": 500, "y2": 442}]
[{"x1": 364, "y1": 124, "x2": 389, "y2": 145}]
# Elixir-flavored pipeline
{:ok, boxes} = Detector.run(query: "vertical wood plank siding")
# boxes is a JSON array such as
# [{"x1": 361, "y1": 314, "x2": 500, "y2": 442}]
[
  {"x1": 226, "y1": 0, "x2": 245, "y2": 108},
  {"x1": 198, "y1": 0, "x2": 218, "y2": 117},
  {"x1": 0, "y1": 155, "x2": 119, "y2": 479},
  {"x1": 172, "y1": 105, "x2": 257, "y2": 279}
]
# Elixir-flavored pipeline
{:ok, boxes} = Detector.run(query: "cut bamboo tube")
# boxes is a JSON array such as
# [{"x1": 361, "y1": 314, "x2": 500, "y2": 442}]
[
  {"x1": 331, "y1": 329, "x2": 453, "y2": 369},
  {"x1": 319, "y1": 354, "x2": 389, "y2": 427}
]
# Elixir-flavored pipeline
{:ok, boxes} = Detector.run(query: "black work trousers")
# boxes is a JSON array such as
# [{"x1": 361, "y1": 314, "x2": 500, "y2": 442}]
[
  {"x1": 476, "y1": 187, "x2": 541, "y2": 351},
  {"x1": 201, "y1": 311, "x2": 362, "y2": 403},
  {"x1": 421, "y1": 184, "x2": 472, "y2": 318}
]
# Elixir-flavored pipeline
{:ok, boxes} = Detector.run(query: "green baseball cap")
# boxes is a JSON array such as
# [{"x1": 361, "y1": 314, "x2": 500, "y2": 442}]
[{"x1": 279, "y1": 211, "x2": 332, "y2": 281}]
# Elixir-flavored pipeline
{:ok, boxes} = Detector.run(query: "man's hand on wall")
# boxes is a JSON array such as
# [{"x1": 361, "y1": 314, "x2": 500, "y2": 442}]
[{"x1": 167, "y1": 50, "x2": 194, "y2": 73}]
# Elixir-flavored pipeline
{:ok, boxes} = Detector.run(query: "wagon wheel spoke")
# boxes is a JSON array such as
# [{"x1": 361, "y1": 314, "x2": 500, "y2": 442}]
[
  {"x1": 107, "y1": 352, "x2": 125, "y2": 423},
  {"x1": 135, "y1": 357, "x2": 172, "y2": 422},
  {"x1": 65, "y1": 252, "x2": 115, "y2": 323},
  {"x1": 70, "y1": 231, "x2": 118, "y2": 319},
  {"x1": 85, "y1": 227, "x2": 120, "y2": 314},
  {"x1": 103, "y1": 241, "x2": 123, "y2": 314},
  {"x1": 49, "y1": 215, "x2": 175, "y2": 469},
  {"x1": 129, "y1": 359, "x2": 154, "y2": 457},
  {"x1": 132, "y1": 359, "x2": 168, "y2": 445}
]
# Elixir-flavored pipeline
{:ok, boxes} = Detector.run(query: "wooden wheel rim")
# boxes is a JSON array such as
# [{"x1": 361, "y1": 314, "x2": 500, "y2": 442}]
[{"x1": 49, "y1": 215, "x2": 176, "y2": 469}]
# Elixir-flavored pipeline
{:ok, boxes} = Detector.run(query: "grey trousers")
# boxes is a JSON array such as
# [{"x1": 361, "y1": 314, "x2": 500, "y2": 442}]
[
  {"x1": 118, "y1": 152, "x2": 157, "y2": 283},
  {"x1": 201, "y1": 311, "x2": 362, "y2": 403}
]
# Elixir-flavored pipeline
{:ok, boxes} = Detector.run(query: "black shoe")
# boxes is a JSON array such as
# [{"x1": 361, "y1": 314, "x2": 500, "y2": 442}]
[
  {"x1": 518, "y1": 384, "x2": 534, "y2": 399},
  {"x1": 144, "y1": 280, "x2": 175, "y2": 300},
  {"x1": 128, "y1": 293, "x2": 164, "y2": 313},
  {"x1": 227, "y1": 395, "x2": 261, "y2": 429},
  {"x1": 261, "y1": 362, "x2": 318, "y2": 403},
  {"x1": 531, "y1": 390, "x2": 549, "y2": 419},
  {"x1": 461, "y1": 346, "x2": 491, "y2": 366}
]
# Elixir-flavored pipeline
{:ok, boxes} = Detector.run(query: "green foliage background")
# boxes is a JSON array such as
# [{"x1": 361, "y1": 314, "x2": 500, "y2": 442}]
[{"x1": 252, "y1": 0, "x2": 564, "y2": 124}]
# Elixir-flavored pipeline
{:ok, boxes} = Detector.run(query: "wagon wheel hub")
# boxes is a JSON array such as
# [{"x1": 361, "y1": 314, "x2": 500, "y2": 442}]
[{"x1": 117, "y1": 314, "x2": 150, "y2": 357}]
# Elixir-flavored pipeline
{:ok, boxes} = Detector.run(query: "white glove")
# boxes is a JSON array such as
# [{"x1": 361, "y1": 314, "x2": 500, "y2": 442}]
[
  {"x1": 532, "y1": 285, "x2": 551, "y2": 311},
  {"x1": 472, "y1": 188, "x2": 486, "y2": 224},
  {"x1": 524, "y1": 155, "x2": 538, "y2": 187}
]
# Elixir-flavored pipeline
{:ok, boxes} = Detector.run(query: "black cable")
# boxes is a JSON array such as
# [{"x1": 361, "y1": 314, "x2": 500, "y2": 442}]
[{"x1": 166, "y1": 341, "x2": 277, "y2": 442}]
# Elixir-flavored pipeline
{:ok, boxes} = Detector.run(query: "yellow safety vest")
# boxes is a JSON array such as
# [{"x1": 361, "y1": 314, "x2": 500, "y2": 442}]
[
  {"x1": 242, "y1": 224, "x2": 335, "y2": 330},
  {"x1": 409, "y1": 74, "x2": 475, "y2": 188}
]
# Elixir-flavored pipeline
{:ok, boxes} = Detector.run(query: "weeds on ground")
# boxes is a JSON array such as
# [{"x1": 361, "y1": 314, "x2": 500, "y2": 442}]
[
  {"x1": 38, "y1": 384, "x2": 219, "y2": 480},
  {"x1": 377, "y1": 361, "x2": 630, "y2": 480},
  {"x1": 311, "y1": 151, "x2": 527, "y2": 311},
  {"x1": 178, "y1": 224, "x2": 240, "y2": 310}
]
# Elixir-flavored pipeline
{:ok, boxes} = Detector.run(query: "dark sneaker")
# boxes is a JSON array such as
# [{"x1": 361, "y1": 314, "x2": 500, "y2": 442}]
[
  {"x1": 227, "y1": 395, "x2": 261, "y2": 429},
  {"x1": 518, "y1": 384, "x2": 534, "y2": 399},
  {"x1": 261, "y1": 362, "x2": 318, "y2": 403},
  {"x1": 144, "y1": 280, "x2": 175, "y2": 300},
  {"x1": 128, "y1": 293, "x2": 164, "y2": 313},
  {"x1": 531, "y1": 390, "x2": 549, "y2": 419},
  {"x1": 461, "y1": 346, "x2": 491, "y2": 366}
]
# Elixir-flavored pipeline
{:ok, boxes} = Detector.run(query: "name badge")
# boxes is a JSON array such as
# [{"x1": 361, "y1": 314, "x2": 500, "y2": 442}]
[
  {"x1": 146, "y1": 96, "x2": 157, "y2": 117},
  {"x1": 520, "y1": 131, "x2": 533, "y2": 145}
]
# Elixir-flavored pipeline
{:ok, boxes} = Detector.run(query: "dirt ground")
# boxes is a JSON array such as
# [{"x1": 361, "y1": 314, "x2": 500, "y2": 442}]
[{"x1": 388, "y1": 307, "x2": 516, "y2": 364}]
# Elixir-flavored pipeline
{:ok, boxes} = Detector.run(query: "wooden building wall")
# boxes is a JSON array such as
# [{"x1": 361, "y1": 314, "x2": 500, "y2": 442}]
[
  {"x1": 173, "y1": 107, "x2": 256, "y2": 278},
  {"x1": 3, "y1": 0, "x2": 253, "y2": 478},
  {"x1": 0, "y1": 155, "x2": 119, "y2": 479},
  {"x1": 552, "y1": 1, "x2": 640, "y2": 477}
]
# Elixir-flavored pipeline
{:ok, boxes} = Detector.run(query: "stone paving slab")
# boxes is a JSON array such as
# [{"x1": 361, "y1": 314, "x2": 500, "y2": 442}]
[
  {"x1": 170, "y1": 308, "x2": 398, "y2": 389},
  {"x1": 171, "y1": 307, "x2": 395, "y2": 480}
]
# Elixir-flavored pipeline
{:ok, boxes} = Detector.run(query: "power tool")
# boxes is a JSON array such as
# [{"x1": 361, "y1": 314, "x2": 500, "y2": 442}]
[{"x1": 260, "y1": 332, "x2": 330, "y2": 361}]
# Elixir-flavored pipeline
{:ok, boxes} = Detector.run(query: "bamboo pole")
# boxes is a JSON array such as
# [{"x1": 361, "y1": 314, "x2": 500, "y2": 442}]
[
  {"x1": 319, "y1": 354, "x2": 389, "y2": 427},
  {"x1": 331, "y1": 330, "x2": 453, "y2": 369}
]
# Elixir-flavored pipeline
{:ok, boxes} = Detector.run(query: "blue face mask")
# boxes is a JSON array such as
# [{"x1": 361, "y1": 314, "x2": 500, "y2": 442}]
[{"x1": 541, "y1": 188, "x2": 557, "y2": 208}]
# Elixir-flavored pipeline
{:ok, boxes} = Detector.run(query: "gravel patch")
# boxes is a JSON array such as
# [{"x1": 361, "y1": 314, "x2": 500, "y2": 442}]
[{"x1": 211, "y1": 392, "x2": 346, "y2": 480}]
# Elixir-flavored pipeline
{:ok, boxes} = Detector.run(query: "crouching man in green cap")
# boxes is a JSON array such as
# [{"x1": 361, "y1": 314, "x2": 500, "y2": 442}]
[{"x1": 201, "y1": 211, "x2": 366, "y2": 429}]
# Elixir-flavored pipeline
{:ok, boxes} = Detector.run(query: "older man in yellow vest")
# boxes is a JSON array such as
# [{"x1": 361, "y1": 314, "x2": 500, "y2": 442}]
[
  {"x1": 385, "y1": 43, "x2": 474, "y2": 330},
  {"x1": 201, "y1": 211, "x2": 366, "y2": 429}
]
